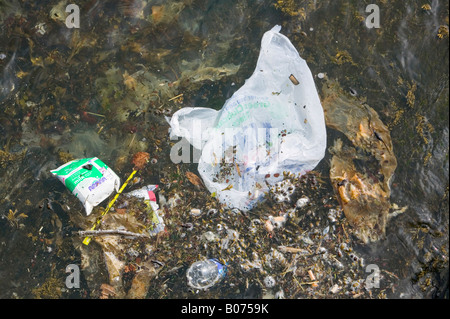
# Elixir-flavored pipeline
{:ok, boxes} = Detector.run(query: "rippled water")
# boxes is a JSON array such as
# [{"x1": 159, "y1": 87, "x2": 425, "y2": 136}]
[{"x1": 0, "y1": 0, "x2": 448, "y2": 299}]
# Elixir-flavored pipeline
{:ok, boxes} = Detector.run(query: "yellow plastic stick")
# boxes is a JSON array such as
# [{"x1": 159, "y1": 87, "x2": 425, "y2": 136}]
[{"x1": 82, "y1": 169, "x2": 137, "y2": 245}]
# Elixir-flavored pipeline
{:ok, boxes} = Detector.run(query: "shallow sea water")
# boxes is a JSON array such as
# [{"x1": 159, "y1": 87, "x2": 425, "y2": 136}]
[{"x1": 0, "y1": 0, "x2": 448, "y2": 299}]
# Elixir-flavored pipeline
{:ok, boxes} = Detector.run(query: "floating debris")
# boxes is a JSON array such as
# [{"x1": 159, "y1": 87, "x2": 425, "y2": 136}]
[
  {"x1": 296, "y1": 196, "x2": 309, "y2": 208},
  {"x1": 186, "y1": 171, "x2": 204, "y2": 187},
  {"x1": 289, "y1": 74, "x2": 299, "y2": 85},
  {"x1": 190, "y1": 208, "x2": 202, "y2": 217},
  {"x1": 321, "y1": 79, "x2": 398, "y2": 243},
  {"x1": 1, "y1": 0, "x2": 445, "y2": 301},
  {"x1": 186, "y1": 259, "x2": 227, "y2": 290},
  {"x1": 263, "y1": 275, "x2": 276, "y2": 288},
  {"x1": 50, "y1": 157, "x2": 121, "y2": 216},
  {"x1": 131, "y1": 152, "x2": 150, "y2": 170}
]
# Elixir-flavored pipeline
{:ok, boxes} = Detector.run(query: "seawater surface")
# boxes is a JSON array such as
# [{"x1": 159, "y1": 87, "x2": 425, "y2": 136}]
[{"x1": 0, "y1": 0, "x2": 448, "y2": 299}]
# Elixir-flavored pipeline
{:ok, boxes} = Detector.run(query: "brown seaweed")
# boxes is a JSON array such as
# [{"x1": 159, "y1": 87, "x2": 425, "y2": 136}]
[{"x1": 321, "y1": 79, "x2": 398, "y2": 243}]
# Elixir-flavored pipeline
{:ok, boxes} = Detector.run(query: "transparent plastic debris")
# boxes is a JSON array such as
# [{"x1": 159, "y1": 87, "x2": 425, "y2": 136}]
[
  {"x1": 169, "y1": 25, "x2": 326, "y2": 210},
  {"x1": 50, "y1": 157, "x2": 120, "y2": 215},
  {"x1": 263, "y1": 248, "x2": 287, "y2": 268},
  {"x1": 249, "y1": 219, "x2": 262, "y2": 234},
  {"x1": 240, "y1": 251, "x2": 265, "y2": 273},
  {"x1": 201, "y1": 231, "x2": 218, "y2": 242},
  {"x1": 186, "y1": 259, "x2": 227, "y2": 290},
  {"x1": 124, "y1": 185, "x2": 165, "y2": 236},
  {"x1": 220, "y1": 228, "x2": 239, "y2": 250}
]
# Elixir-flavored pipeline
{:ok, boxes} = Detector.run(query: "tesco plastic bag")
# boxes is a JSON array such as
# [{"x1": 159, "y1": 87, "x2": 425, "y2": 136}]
[{"x1": 169, "y1": 25, "x2": 326, "y2": 210}]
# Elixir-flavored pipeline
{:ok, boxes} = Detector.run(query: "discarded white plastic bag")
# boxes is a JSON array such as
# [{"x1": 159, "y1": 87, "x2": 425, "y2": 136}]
[
  {"x1": 51, "y1": 157, "x2": 120, "y2": 215},
  {"x1": 169, "y1": 25, "x2": 327, "y2": 210}
]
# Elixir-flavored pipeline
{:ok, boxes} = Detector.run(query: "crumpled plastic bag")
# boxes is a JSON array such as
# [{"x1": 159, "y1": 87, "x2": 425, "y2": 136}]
[{"x1": 169, "y1": 25, "x2": 326, "y2": 210}]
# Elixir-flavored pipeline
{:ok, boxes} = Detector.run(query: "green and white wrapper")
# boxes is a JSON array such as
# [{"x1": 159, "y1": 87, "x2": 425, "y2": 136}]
[{"x1": 50, "y1": 157, "x2": 120, "y2": 216}]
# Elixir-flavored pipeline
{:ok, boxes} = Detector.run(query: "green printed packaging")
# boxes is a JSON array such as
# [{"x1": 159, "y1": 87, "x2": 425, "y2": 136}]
[{"x1": 50, "y1": 157, "x2": 120, "y2": 215}]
